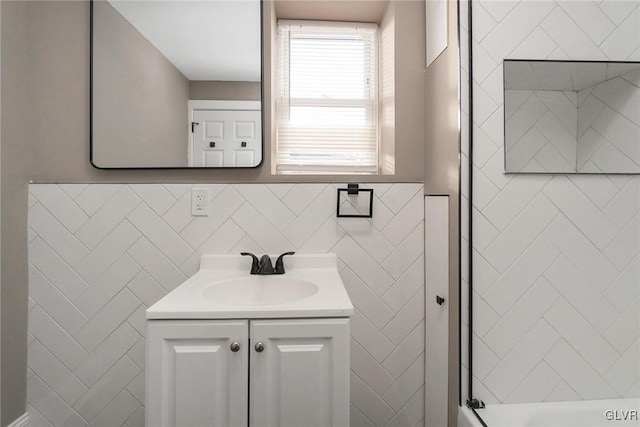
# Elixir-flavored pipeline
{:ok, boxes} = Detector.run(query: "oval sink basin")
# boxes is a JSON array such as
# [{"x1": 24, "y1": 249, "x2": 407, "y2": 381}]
[{"x1": 201, "y1": 276, "x2": 319, "y2": 306}]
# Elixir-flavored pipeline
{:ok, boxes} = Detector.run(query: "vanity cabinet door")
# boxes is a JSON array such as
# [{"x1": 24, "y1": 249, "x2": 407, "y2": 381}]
[
  {"x1": 249, "y1": 318, "x2": 350, "y2": 427},
  {"x1": 146, "y1": 320, "x2": 249, "y2": 427}
]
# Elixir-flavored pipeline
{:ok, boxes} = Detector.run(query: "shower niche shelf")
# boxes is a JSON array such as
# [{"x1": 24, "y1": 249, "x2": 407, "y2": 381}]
[{"x1": 503, "y1": 59, "x2": 640, "y2": 174}]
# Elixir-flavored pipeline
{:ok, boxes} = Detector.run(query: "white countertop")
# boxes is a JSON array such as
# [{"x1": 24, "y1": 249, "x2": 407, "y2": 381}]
[{"x1": 146, "y1": 254, "x2": 354, "y2": 320}]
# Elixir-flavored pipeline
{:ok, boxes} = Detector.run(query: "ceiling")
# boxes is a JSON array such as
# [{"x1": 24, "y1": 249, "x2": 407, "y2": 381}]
[
  {"x1": 108, "y1": 0, "x2": 261, "y2": 81},
  {"x1": 274, "y1": 0, "x2": 389, "y2": 23}
]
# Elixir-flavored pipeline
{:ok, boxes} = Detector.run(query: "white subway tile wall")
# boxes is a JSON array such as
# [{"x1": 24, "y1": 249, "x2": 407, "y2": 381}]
[
  {"x1": 27, "y1": 183, "x2": 425, "y2": 427},
  {"x1": 461, "y1": 0, "x2": 640, "y2": 405}
]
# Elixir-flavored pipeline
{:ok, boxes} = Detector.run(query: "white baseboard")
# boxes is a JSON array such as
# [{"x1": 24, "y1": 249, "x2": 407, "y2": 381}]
[{"x1": 9, "y1": 413, "x2": 29, "y2": 427}]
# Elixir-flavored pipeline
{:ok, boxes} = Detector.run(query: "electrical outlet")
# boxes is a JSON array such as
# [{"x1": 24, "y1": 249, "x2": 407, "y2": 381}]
[{"x1": 191, "y1": 188, "x2": 209, "y2": 216}]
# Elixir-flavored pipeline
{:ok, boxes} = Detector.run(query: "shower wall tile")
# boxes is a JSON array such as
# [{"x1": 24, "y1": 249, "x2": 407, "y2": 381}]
[
  {"x1": 545, "y1": 340, "x2": 617, "y2": 400},
  {"x1": 27, "y1": 183, "x2": 424, "y2": 427},
  {"x1": 464, "y1": 0, "x2": 640, "y2": 405},
  {"x1": 504, "y1": 362, "x2": 560, "y2": 404},
  {"x1": 605, "y1": 339, "x2": 639, "y2": 395},
  {"x1": 605, "y1": 298, "x2": 639, "y2": 353},
  {"x1": 482, "y1": 278, "x2": 559, "y2": 358},
  {"x1": 483, "y1": 320, "x2": 559, "y2": 401}
]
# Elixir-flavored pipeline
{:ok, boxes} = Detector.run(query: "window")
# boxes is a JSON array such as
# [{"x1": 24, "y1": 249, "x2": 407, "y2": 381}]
[{"x1": 276, "y1": 20, "x2": 379, "y2": 174}]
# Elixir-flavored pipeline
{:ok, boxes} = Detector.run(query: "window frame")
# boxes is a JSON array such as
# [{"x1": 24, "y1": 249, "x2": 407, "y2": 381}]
[{"x1": 275, "y1": 19, "x2": 380, "y2": 175}]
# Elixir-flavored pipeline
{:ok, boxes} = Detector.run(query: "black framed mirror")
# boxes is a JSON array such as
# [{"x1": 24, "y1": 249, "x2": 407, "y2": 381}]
[{"x1": 90, "y1": 0, "x2": 263, "y2": 169}]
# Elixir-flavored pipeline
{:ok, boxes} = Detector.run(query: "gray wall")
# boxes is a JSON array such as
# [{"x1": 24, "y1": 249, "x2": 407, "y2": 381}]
[
  {"x1": 92, "y1": 1, "x2": 189, "y2": 168},
  {"x1": 424, "y1": 0, "x2": 461, "y2": 423},
  {"x1": 189, "y1": 81, "x2": 261, "y2": 101},
  {"x1": 0, "y1": 0, "x2": 2, "y2": 419},
  {"x1": 0, "y1": 0, "x2": 459, "y2": 424},
  {"x1": 1, "y1": 2, "x2": 31, "y2": 424},
  {"x1": 379, "y1": 2, "x2": 395, "y2": 174},
  {"x1": 393, "y1": 0, "x2": 426, "y2": 180}
]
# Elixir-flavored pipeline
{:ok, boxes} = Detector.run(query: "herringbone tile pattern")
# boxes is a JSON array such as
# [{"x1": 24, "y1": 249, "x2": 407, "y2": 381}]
[
  {"x1": 461, "y1": 0, "x2": 640, "y2": 405},
  {"x1": 577, "y1": 71, "x2": 640, "y2": 172},
  {"x1": 504, "y1": 69, "x2": 640, "y2": 173},
  {"x1": 505, "y1": 89, "x2": 578, "y2": 172},
  {"x1": 27, "y1": 183, "x2": 425, "y2": 427}
]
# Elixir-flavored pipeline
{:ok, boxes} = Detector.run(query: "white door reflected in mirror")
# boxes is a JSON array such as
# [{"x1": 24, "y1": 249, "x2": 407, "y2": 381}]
[{"x1": 190, "y1": 101, "x2": 262, "y2": 167}]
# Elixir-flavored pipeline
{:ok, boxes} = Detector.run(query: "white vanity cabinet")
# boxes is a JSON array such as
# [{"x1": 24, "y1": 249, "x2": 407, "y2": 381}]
[
  {"x1": 146, "y1": 317, "x2": 350, "y2": 427},
  {"x1": 145, "y1": 254, "x2": 354, "y2": 427},
  {"x1": 146, "y1": 320, "x2": 249, "y2": 427},
  {"x1": 249, "y1": 318, "x2": 350, "y2": 427}
]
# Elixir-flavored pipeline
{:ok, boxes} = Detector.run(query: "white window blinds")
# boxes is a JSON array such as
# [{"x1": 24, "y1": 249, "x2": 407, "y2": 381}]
[{"x1": 276, "y1": 20, "x2": 379, "y2": 174}]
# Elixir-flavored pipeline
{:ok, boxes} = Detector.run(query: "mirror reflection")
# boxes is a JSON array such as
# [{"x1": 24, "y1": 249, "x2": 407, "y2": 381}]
[
  {"x1": 91, "y1": 0, "x2": 263, "y2": 168},
  {"x1": 504, "y1": 60, "x2": 640, "y2": 174}
]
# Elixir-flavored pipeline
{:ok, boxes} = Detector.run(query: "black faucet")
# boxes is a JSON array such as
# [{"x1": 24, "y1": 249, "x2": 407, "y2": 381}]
[
  {"x1": 274, "y1": 251, "x2": 295, "y2": 274},
  {"x1": 241, "y1": 251, "x2": 295, "y2": 275},
  {"x1": 258, "y1": 255, "x2": 274, "y2": 274},
  {"x1": 241, "y1": 252, "x2": 261, "y2": 274}
]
